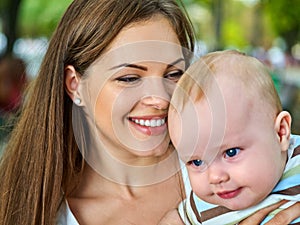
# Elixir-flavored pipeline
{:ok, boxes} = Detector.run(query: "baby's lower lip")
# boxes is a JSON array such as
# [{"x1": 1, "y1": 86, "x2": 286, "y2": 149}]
[{"x1": 217, "y1": 188, "x2": 242, "y2": 199}]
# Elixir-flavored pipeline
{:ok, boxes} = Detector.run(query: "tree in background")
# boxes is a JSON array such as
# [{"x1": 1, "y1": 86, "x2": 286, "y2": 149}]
[
  {"x1": 263, "y1": 0, "x2": 300, "y2": 53},
  {"x1": 0, "y1": 0, "x2": 22, "y2": 56},
  {"x1": 1, "y1": 0, "x2": 299, "y2": 56},
  {"x1": 185, "y1": 0, "x2": 300, "y2": 54},
  {"x1": 0, "y1": 0, "x2": 71, "y2": 57}
]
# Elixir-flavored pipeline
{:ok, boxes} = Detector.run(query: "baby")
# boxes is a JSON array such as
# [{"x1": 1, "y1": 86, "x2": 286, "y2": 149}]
[{"x1": 165, "y1": 50, "x2": 300, "y2": 224}]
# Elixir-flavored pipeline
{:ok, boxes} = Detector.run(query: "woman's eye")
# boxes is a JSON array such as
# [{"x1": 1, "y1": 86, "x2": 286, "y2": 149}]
[
  {"x1": 164, "y1": 70, "x2": 184, "y2": 82},
  {"x1": 116, "y1": 76, "x2": 140, "y2": 83},
  {"x1": 224, "y1": 148, "x2": 241, "y2": 158}
]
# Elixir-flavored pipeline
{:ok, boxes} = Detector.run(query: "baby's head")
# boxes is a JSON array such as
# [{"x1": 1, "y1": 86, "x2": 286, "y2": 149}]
[{"x1": 169, "y1": 50, "x2": 292, "y2": 210}]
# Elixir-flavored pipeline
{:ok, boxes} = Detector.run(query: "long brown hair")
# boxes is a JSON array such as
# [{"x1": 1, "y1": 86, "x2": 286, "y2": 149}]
[{"x1": 0, "y1": 0, "x2": 194, "y2": 224}]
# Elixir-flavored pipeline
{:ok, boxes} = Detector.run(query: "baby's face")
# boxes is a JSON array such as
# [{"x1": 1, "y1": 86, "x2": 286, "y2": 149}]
[{"x1": 168, "y1": 75, "x2": 287, "y2": 210}]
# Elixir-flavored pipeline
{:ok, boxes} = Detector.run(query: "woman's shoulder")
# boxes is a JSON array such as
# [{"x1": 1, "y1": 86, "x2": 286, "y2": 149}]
[{"x1": 56, "y1": 200, "x2": 79, "y2": 225}]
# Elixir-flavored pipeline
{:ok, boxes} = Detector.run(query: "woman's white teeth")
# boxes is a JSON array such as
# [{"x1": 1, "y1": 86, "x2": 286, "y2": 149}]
[{"x1": 133, "y1": 119, "x2": 165, "y2": 127}]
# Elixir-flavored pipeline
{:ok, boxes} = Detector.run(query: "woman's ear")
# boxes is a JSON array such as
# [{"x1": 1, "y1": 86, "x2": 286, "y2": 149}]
[
  {"x1": 274, "y1": 111, "x2": 292, "y2": 152},
  {"x1": 65, "y1": 65, "x2": 82, "y2": 105}
]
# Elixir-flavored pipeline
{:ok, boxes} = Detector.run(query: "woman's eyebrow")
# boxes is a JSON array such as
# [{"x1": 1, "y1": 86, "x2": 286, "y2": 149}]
[
  {"x1": 109, "y1": 63, "x2": 148, "y2": 71},
  {"x1": 167, "y1": 58, "x2": 185, "y2": 69},
  {"x1": 110, "y1": 57, "x2": 185, "y2": 71}
]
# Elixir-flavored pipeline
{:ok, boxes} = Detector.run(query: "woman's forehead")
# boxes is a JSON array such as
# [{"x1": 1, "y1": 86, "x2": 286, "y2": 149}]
[
  {"x1": 107, "y1": 15, "x2": 180, "y2": 49},
  {"x1": 87, "y1": 40, "x2": 185, "y2": 76}
]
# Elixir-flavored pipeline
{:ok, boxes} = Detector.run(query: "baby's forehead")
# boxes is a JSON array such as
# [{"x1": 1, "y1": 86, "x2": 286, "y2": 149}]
[{"x1": 187, "y1": 77, "x2": 266, "y2": 130}]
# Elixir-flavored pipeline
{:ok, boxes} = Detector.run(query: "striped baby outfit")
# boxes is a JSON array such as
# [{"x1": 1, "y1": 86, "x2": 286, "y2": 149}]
[{"x1": 179, "y1": 134, "x2": 300, "y2": 225}]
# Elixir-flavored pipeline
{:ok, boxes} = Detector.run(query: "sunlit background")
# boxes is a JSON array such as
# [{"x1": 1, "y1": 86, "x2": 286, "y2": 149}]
[{"x1": 0, "y1": 0, "x2": 300, "y2": 133}]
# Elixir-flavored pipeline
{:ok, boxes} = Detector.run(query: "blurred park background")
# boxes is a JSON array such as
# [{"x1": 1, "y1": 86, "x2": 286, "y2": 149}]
[{"x1": 0, "y1": 0, "x2": 300, "y2": 142}]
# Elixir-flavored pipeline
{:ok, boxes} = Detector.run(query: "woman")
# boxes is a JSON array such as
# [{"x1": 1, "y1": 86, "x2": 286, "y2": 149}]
[
  {"x1": 0, "y1": 1, "x2": 193, "y2": 224},
  {"x1": 0, "y1": 0, "x2": 298, "y2": 224}
]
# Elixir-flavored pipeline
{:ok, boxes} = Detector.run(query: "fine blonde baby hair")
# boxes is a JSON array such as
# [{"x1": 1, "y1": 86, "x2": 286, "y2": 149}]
[{"x1": 171, "y1": 50, "x2": 282, "y2": 117}]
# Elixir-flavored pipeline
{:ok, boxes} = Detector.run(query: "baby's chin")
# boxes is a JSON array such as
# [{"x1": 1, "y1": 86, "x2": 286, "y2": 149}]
[
  {"x1": 220, "y1": 200, "x2": 259, "y2": 211},
  {"x1": 208, "y1": 196, "x2": 258, "y2": 211}
]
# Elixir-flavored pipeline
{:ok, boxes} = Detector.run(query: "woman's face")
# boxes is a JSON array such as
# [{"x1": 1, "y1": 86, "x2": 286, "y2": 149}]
[{"x1": 78, "y1": 15, "x2": 186, "y2": 165}]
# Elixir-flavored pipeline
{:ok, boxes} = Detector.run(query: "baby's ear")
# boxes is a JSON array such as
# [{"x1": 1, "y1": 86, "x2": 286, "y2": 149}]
[{"x1": 274, "y1": 111, "x2": 292, "y2": 151}]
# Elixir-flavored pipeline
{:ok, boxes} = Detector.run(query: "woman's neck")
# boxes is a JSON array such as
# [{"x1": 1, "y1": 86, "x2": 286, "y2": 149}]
[
  {"x1": 67, "y1": 156, "x2": 185, "y2": 225},
  {"x1": 71, "y1": 147, "x2": 182, "y2": 199},
  {"x1": 82, "y1": 143, "x2": 180, "y2": 186}
]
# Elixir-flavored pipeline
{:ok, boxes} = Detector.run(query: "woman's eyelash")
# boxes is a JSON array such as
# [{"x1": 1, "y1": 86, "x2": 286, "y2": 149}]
[
  {"x1": 116, "y1": 76, "x2": 139, "y2": 83},
  {"x1": 165, "y1": 70, "x2": 183, "y2": 77},
  {"x1": 115, "y1": 69, "x2": 184, "y2": 83}
]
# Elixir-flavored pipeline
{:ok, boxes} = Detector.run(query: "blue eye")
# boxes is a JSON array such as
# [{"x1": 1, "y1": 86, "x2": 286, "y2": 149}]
[
  {"x1": 191, "y1": 159, "x2": 204, "y2": 167},
  {"x1": 187, "y1": 159, "x2": 207, "y2": 171},
  {"x1": 225, "y1": 148, "x2": 240, "y2": 158}
]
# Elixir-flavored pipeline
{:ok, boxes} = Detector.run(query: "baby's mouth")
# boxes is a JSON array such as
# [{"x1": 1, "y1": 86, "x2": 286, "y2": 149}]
[{"x1": 216, "y1": 188, "x2": 242, "y2": 199}]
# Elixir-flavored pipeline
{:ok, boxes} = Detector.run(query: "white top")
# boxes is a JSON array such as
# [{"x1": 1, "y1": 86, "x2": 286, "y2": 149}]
[
  {"x1": 56, "y1": 200, "x2": 79, "y2": 225},
  {"x1": 56, "y1": 160, "x2": 191, "y2": 224}
]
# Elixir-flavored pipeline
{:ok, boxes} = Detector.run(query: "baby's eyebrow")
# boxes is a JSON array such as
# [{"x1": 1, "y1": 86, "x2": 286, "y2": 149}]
[{"x1": 179, "y1": 154, "x2": 202, "y2": 163}]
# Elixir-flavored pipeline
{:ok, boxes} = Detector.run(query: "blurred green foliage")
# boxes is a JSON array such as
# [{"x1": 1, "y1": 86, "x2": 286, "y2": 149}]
[
  {"x1": 1, "y1": 0, "x2": 299, "y2": 51},
  {"x1": 263, "y1": 0, "x2": 300, "y2": 51},
  {"x1": 183, "y1": 0, "x2": 300, "y2": 51},
  {"x1": 18, "y1": 0, "x2": 72, "y2": 37}
]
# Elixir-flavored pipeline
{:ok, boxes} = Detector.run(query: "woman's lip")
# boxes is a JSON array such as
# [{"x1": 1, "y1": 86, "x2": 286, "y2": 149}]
[
  {"x1": 129, "y1": 120, "x2": 167, "y2": 136},
  {"x1": 217, "y1": 188, "x2": 242, "y2": 199},
  {"x1": 129, "y1": 114, "x2": 167, "y2": 120},
  {"x1": 128, "y1": 117, "x2": 167, "y2": 136}
]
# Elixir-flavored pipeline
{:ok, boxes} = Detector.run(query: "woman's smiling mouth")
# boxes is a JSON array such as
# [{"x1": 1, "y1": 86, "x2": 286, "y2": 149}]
[
  {"x1": 128, "y1": 116, "x2": 167, "y2": 135},
  {"x1": 130, "y1": 118, "x2": 166, "y2": 127}
]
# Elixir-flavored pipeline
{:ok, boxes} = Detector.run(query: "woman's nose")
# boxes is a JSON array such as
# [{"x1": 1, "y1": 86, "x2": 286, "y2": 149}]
[
  {"x1": 141, "y1": 95, "x2": 169, "y2": 110},
  {"x1": 140, "y1": 77, "x2": 172, "y2": 110}
]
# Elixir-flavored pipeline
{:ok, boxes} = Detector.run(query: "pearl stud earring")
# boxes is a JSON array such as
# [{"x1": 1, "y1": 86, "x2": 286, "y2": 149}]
[{"x1": 74, "y1": 98, "x2": 81, "y2": 105}]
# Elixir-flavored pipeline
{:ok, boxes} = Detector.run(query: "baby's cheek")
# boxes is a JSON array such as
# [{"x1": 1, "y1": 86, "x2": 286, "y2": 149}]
[
  {"x1": 168, "y1": 108, "x2": 182, "y2": 148},
  {"x1": 189, "y1": 171, "x2": 209, "y2": 198}
]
